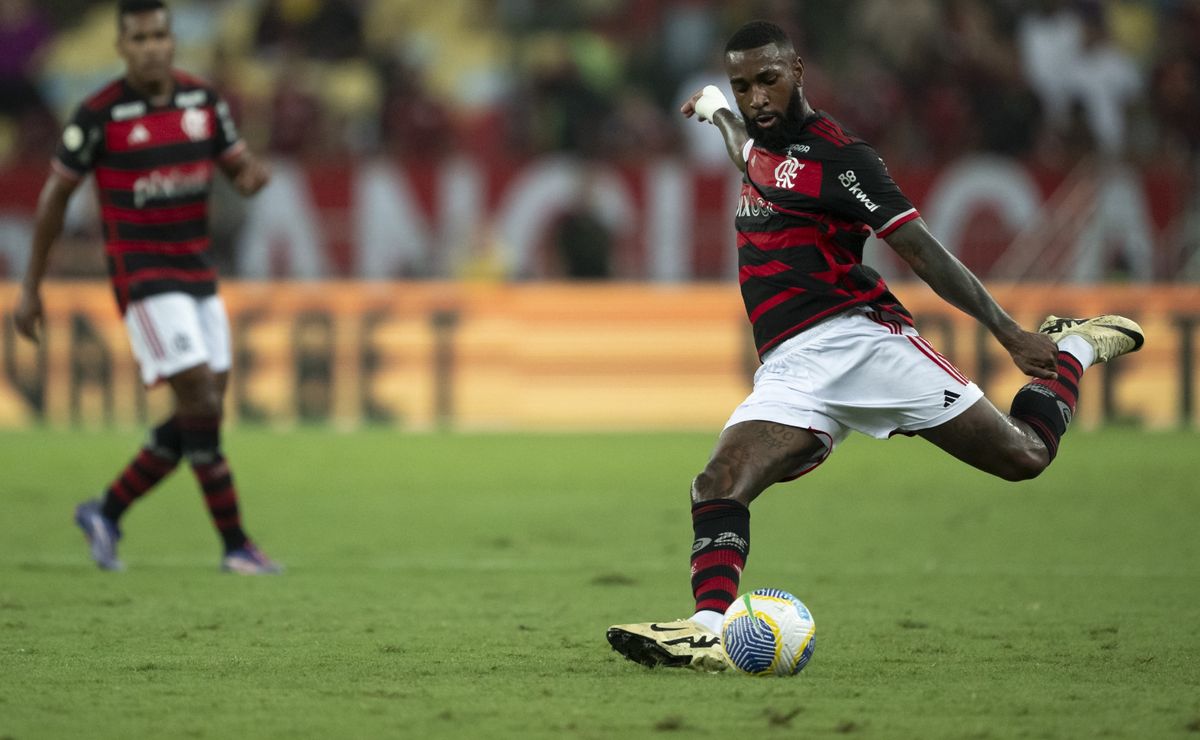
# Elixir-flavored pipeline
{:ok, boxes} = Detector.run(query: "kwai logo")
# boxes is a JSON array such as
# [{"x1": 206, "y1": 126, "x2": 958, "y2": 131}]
[{"x1": 837, "y1": 169, "x2": 880, "y2": 212}]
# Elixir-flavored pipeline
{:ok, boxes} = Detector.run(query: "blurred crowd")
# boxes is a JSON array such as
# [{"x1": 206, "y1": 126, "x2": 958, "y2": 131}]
[{"x1": 2, "y1": 0, "x2": 1199, "y2": 171}]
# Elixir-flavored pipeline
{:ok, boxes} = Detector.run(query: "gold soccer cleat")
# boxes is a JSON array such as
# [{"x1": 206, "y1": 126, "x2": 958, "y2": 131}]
[
  {"x1": 1038, "y1": 315, "x2": 1145, "y2": 363},
  {"x1": 606, "y1": 619, "x2": 728, "y2": 672}
]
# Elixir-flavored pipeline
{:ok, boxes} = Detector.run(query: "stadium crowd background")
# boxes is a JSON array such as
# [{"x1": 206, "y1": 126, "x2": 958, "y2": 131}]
[{"x1": 1, "y1": 0, "x2": 1199, "y2": 281}]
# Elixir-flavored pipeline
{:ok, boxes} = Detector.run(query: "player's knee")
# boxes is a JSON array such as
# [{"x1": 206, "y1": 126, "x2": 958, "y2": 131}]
[
  {"x1": 691, "y1": 457, "x2": 744, "y2": 503},
  {"x1": 691, "y1": 469, "x2": 726, "y2": 503},
  {"x1": 173, "y1": 375, "x2": 222, "y2": 417}
]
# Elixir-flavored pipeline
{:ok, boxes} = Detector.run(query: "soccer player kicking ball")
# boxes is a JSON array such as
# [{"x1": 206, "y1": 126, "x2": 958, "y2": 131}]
[
  {"x1": 606, "y1": 20, "x2": 1143, "y2": 671},
  {"x1": 13, "y1": 0, "x2": 280, "y2": 574}
]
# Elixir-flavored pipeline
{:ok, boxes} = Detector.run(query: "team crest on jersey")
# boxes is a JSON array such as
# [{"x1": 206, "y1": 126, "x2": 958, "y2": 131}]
[
  {"x1": 774, "y1": 157, "x2": 805, "y2": 188},
  {"x1": 128, "y1": 124, "x2": 151, "y2": 146},
  {"x1": 181, "y1": 108, "x2": 210, "y2": 141}
]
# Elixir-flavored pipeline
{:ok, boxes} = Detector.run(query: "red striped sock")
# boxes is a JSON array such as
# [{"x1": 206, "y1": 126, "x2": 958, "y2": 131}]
[
  {"x1": 1010, "y1": 351, "x2": 1085, "y2": 461},
  {"x1": 101, "y1": 416, "x2": 182, "y2": 522},
  {"x1": 191, "y1": 455, "x2": 247, "y2": 552},
  {"x1": 180, "y1": 415, "x2": 248, "y2": 552},
  {"x1": 690, "y1": 499, "x2": 750, "y2": 615},
  {"x1": 101, "y1": 448, "x2": 179, "y2": 521}
]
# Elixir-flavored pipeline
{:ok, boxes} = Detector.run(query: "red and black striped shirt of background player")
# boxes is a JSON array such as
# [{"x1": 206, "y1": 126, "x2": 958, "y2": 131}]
[
  {"x1": 52, "y1": 70, "x2": 244, "y2": 314},
  {"x1": 735, "y1": 112, "x2": 922, "y2": 358}
]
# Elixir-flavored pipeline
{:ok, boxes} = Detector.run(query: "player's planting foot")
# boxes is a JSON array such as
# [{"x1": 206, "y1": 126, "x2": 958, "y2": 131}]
[
  {"x1": 1038, "y1": 315, "x2": 1145, "y2": 363},
  {"x1": 74, "y1": 499, "x2": 123, "y2": 571},
  {"x1": 221, "y1": 542, "x2": 283, "y2": 575},
  {"x1": 606, "y1": 619, "x2": 728, "y2": 672}
]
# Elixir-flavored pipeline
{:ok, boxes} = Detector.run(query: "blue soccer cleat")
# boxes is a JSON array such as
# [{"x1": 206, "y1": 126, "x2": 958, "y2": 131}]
[
  {"x1": 221, "y1": 542, "x2": 283, "y2": 575},
  {"x1": 74, "y1": 499, "x2": 124, "y2": 571}
]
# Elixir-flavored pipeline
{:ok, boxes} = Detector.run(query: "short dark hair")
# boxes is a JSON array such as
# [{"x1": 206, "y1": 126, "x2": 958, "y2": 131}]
[
  {"x1": 118, "y1": 0, "x2": 167, "y2": 21},
  {"x1": 725, "y1": 20, "x2": 793, "y2": 54}
]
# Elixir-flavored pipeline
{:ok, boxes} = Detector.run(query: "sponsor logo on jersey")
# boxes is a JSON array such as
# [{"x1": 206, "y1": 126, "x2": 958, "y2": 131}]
[
  {"x1": 774, "y1": 157, "x2": 805, "y2": 188},
  {"x1": 112, "y1": 101, "x2": 147, "y2": 121},
  {"x1": 837, "y1": 169, "x2": 881, "y2": 212},
  {"x1": 132, "y1": 167, "x2": 211, "y2": 207},
  {"x1": 181, "y1": 108, "x2": 210, "y2": 141},
  {"x1": 736, "y1": 193, "x2": 777, "y2": 219},
  {"x1": 128, "y1": 123, "x2": 151, "y2": 146}
]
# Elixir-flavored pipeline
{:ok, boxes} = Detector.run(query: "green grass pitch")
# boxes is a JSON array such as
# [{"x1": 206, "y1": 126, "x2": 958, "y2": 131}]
[{"x1": 1, "y1": 427, "x2": 1198, "y2": 739}]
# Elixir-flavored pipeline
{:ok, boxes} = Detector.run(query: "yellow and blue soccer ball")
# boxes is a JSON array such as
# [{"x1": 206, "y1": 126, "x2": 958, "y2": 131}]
[{"x1": 720, "y1": 588, "x2": 816, "y2": 676}]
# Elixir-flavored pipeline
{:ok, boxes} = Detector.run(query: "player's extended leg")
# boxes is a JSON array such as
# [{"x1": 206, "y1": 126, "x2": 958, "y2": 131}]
[
  {"x1": 74, "y1": 416, "x2": 184, "y2": 571},
  {"x1": 607, "y1": 421, "x2": 824, "y2": 671},
  {"x1": 917, "y1": 395, "x2": 1049, "y2": 480},
  {"x1": 919, "y1": 314, "x2": 1144, "y2": 479},
  {"x1": 170, "y1": 365, "x2": 280, "y2": 574}
]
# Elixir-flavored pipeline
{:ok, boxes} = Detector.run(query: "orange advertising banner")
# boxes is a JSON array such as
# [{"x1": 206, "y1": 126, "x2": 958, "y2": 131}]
[{"x1": 0, "y1": 282, "x2": 1196, "y2": 430}]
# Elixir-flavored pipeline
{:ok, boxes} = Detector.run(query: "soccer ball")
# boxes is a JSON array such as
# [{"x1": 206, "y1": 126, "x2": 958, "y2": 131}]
[{"x1": 720, "y1": 588, "x2": 816, "y2": 676}]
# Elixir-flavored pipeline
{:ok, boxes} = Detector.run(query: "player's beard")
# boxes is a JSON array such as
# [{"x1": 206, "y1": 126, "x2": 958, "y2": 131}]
[{"x1": 745, "y1": 87, "x2": 808, "y2": 151}]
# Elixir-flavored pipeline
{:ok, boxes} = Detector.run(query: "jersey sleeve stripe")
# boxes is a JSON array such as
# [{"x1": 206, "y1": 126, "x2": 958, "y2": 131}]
[{"x1": 874, "y1": 207, "x2": 920, "y2": 238}]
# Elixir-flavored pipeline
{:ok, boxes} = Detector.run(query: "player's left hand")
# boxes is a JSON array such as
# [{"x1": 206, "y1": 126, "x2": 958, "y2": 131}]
[
  {"x1": 234, "y1": 157, "x2": 271, "y2": 196},
  {"x1": 1002, "y1": 330, "x2": 1059, "y2": 380}
]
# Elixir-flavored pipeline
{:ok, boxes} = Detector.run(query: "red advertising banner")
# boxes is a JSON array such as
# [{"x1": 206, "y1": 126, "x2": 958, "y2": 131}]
[{"x1": 0, "y1": 157, "x2": 1192, "y2": 282}]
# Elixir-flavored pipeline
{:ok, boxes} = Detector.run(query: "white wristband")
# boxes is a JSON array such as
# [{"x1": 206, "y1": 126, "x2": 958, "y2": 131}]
[{"x1": 694, "y1": 85, "x2": 731, "y2": 123}]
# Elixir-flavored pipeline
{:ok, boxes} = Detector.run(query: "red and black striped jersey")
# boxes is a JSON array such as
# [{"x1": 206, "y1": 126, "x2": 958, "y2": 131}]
[
  {"x1": 53, "y1": 71, "x2": 244, "y2": 313},
  {"x1": 736, "y1": 112, "x2": 921, "y2": 358}
]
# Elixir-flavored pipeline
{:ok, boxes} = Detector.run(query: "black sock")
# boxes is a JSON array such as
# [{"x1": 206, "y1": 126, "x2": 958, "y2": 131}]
[
  {"x1": 690, "y1": 498, "x2": 750, "y2": 616},
  {"x1": 1010, "y1": 351, "x2": 1085, "y2": 462}
]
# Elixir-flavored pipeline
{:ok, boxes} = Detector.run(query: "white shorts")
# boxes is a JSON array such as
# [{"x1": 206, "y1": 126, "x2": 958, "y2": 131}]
[
  {"x1": 124, "y1": 293, "x2": 231, "y2": 386},
  {"x1": 724, "y1": 306, "x2": 984, "y2": 479}
]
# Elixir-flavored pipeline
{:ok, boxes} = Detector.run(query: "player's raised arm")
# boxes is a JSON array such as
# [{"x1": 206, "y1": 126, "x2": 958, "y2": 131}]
[
  {"x1": 884, "y1": 218, "x2": 1059, "y2": 380},
  {"x1": 681, "y1": 86, "x2": 749, "y2": 172},
  {"x1": 14, "y1": 170, "x2": 81, "y2": 343}
]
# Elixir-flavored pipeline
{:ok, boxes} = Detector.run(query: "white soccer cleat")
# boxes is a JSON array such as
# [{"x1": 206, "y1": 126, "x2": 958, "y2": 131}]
[
  {"x1": 1038, "y1": 315, "x2": 1145, "y2": 363},
  {"x1": 606, "y1": 619, "x2": 728, "y2": 672}
]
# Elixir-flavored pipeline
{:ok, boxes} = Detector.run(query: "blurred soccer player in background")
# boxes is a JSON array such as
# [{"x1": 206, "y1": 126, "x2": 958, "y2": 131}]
[
  {"x1": 607, "y1": 20, "x2": 1144, "y2": 671},
  {"x1": 13, "y1": 0, "x2": 280, "y2": 574}
]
